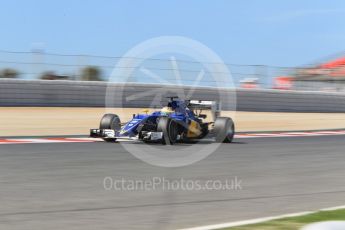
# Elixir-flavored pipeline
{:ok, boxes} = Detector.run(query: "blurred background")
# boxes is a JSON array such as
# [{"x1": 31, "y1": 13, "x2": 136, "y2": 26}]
[{"x1": 1, "y1": 49, "x2": 345, "y2": 91}]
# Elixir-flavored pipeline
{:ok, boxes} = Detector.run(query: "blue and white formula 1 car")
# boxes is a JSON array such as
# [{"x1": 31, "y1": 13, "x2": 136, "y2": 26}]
[{"x1": 90, "y1": 97, "x2": 235, "y2": 145}]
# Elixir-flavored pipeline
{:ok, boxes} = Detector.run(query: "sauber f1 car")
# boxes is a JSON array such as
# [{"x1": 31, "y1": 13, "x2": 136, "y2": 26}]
[{"x1": 90, "y1": 97, "x2": 235, "y2": 145}]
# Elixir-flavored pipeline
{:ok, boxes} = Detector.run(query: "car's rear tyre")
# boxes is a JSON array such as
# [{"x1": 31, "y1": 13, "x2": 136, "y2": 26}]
[
  {"x1": 99, "y1": 114, "x2": 121, "y2": 142},
  {"x1": 214, "y1": 117, "x2": 235, "y2": 143},
  {"x1": 157, "y1": 117, "x2": 178, "y2": 145}
]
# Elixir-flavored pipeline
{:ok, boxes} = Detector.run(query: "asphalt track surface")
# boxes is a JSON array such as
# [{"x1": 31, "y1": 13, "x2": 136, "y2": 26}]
[{"x1": 1, "y1": 135, "x2": 345, "y2": 230}]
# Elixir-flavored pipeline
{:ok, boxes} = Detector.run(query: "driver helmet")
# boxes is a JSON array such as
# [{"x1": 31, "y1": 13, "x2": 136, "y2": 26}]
[{"x1": 161, "y1": 106, "x2": 174, "y2": 115}]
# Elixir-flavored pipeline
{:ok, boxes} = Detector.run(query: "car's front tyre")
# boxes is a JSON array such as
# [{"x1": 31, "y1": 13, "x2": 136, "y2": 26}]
[
  {"x1": 157, "y1": 117, "x2": 178, "y2": 145},
  {"x1": 99, "y1": 114, "x2": 121, "y2": 142}
]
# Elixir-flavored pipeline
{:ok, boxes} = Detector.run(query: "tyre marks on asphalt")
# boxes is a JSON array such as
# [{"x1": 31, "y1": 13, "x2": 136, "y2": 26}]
[{"x1": 235, "y1": 130, "x2": 345, "y2": 138}]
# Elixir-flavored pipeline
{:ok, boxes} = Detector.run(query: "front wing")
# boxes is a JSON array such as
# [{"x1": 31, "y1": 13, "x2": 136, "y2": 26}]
[{"x1": 90, "y1": 129, "x2": 164, "y2": 141}]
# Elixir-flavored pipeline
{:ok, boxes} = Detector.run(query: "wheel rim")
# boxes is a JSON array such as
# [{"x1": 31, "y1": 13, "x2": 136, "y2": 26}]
[
  {"x1": 111, "y1": 118, "x2": 121, "y2": 131},
  {"x1": 227, "y1": 123, "x2": 234, "y2": 139}
]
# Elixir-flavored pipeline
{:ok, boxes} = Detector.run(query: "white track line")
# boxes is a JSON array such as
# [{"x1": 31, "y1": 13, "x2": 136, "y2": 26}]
[
  {"x1": 0, "y1": 138, "x2": 96, "y2": 144},
  {"x1": 9, "y1": 139, "x2": 70, "y2": 143},
  {"x1": 179, "y1": 205, "x2": 345, "y2": 230},
  {"x1": 0, "y1": 130, "x2": 345, "y2": 144},
  {"x1": 320, "y1": 205, "x2": 345, "y2": 211}
]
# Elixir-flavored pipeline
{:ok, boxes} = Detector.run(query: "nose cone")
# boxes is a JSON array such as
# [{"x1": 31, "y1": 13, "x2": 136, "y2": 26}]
[{"x1": 121, "y1": 119, "x2": 141, "y2": 135}]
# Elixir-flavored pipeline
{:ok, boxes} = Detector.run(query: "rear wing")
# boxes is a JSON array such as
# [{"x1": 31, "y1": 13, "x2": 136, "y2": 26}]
[{"x1": 189, "y1": 100, "x2": 221, "y2": 121}]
